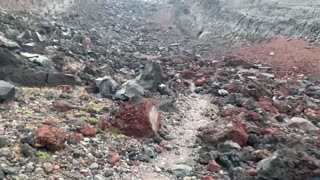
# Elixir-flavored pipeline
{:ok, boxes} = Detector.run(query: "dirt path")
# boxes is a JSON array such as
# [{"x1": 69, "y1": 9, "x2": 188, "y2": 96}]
[{"x1": 125, "y1": 82, "x2": 217, "y2": 179}]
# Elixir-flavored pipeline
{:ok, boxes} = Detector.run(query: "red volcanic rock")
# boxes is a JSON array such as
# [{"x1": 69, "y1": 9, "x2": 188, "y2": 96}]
[
  {"x1": 202, "y1": 176, "x2": 215, "y2": 180},
  {"x1": 53, "y1": 100, "x2": 74, "y2": 112},
  {"x1": 79, "y1": 124, "x2": 96, "y2": 137},
  {"x1": 273, "y1": 100, "x2": 292, "y2": 113},
  {"x1": 107, "y1": 152, "x2": 121, "y2": 164},
  {"x1": 262, "y1": 128, "x2": 279, "y2": 135},
  {"x1": 247, "y1": 168, "x2": 258, "y2": 176},
  {"x1": 181, "y1": 70, "x2": 195, "y2": 79},
  {"x1": 68, "y1": 132, "x2": 84, "y2": 143},
  {"x1": 34, "y1": 125, "x2": 66, "y2": 151},
  {"x1": 154, "y1": 145, "x2": 163, "y2": 153},
  {"x1": 207, "y1": 160, "x2": 221, "y2": 173},
  {"x1": 252, "y1": 150, "x2": 271, "y2": 161},
  {"x1": 220, "y1": 107, "x2": 248, "y2": 117},
  {"x1": 113, "y1": 96, "x2": 161, "y2": 138},
  {"x1": 223, "y1": 120, "x2": 248, "y2": 147},
  {"x1": 200, "y1": 120, "x2": 248, "y2": 147},
  {"x1": 245, "y1": 110, "x2": 264, "y2": 122},
  {"x1": 304, "y1": 108, "x2": 320, "y2": 119},
  {"x1": 257, "y1": 97, "x2": 279, "y2": 114},
  {"x1": 81, "y1": 36, "x2": 91, "y2": 45},
  {"x1": 195, "y1": 77, "x2": 206, "y2": 87}
]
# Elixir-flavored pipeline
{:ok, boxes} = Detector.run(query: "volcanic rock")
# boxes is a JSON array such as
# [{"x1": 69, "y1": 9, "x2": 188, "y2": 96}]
[
  {"x1": 114, "y1": 80, "x2": 145, "y2": 100},
  {"x1": 113, "y1": 96, "x2": 161, "y2": 138},
  {"x1": 34, "y1": 125, "x2": 66, "y2": 151},
  {"x1": 96, "y1": 76, "x2": 119, "y2": 98},
  {"x1": 257, "y1": 148, "x2": 320, "y2": 180},
  {"x1": 0, "y1": 80, "x2": 15, "y2": 103},
  {"x1": 136, "y1": 61, "x2": 164, "y2": 92}
]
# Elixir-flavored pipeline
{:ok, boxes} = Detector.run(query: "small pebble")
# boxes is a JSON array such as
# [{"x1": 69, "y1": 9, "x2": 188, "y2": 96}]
[
  {"x1": 43, "y1": 162, "x2": 54, "y2": 173},
  {"x1": 90, "y1": 162, "x2": 99, "y2": 170},
  {"x1": 25, "y1": 162, "x2": 34, "y2": 172},
  {"x1": 34, "y1": 167, "x2": 45, "y2": 174}
]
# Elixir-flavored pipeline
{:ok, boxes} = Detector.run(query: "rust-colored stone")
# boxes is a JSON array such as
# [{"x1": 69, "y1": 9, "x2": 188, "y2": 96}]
[
  {"x1": 107, "y1": 152, "x2": 121, "y2": 164},
  {"x1": 207, "y1": 160, "x2": 221, "y2": 172},
  {"x1": 81, "y1": 36, "x2": 91, "y2": 45},
  {"x1": 79, "y1": 124, "x2": 96, "y2": 137},
  {"x1": 247, "y1": 168, "x2": 258, "y2": 176},
  {"x1": 53, "y1": 100, "x2": 74, "y2": 112},
  {"x1": 113, "y1": 96, "x2": 161, "y2": 138},
  {"x1": 262, "y1": 128, "x2": 279, "y2": 135},
  {"x1": 195, "y1": 77, "x2": 206, "y2": 87},
  {"x1": 257, "y1": 97, "x2": 279, "y2": 114},
  {"x1": 220, "y1": 107, "x2": 248, "y2": 117},
  {"x1": 34, "y1": 125, "x2": 66, "y2": 151}
]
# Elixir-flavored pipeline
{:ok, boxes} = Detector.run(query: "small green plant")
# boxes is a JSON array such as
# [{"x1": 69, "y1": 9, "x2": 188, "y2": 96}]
[
  {"x1": 38, "y1": 151, "x2": 48, "y2": 160},
  {"x1": 39, "y1": 92, "x2": 46, "y2": 98},
  {"x1": 108, "y1": 128, "x2": 124, "y2": 135},
  {"x1": 89, "y1": 101, "x2": 106, "y2": 112},
  {"x1": 88, "y1": 117, "x2": 99, "y2": 124},
  {"x1": 24, "y1": 109, "x2": 34, "y2": 115}
]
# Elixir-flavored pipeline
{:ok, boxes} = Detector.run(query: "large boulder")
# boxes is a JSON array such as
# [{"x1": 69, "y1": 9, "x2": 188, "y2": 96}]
[
  {"x1": 199, "y1": 120, "x2": 248, "y2": 147},
  {"x1": 20, "y1": 52, "x2": 53, "y2": 69},
  {"x1": 0, "y1": 34, "x2": 20, "y2": 49},
  {"x1": 0, "y1": 70, "x2": 75, "y2": 87},
  {"x1": 136, "y1": 61, "x2": 164, "y2": 92},
  {"x1": 34, "y1": 125, "x2": 66, "y2": 151},
  {"x1": 0, "y1": 69, "x2": 47, "y2": 86},
  {"x1": 219, "y1": 120, "x2": 248, "y2": 147},
  {"x1": 288, "y1": 117, "x2": 319, "y2": 134},
  {"x1": 114, "y1": 80, "x2": 145, "y2": 100},
  {"x1": 96, "y1": 76, "x2": 119, "y2": 98},
  {"x1": 46, "y1": 73, "x2": 76, "y2": 86},
  {"x1": 257, "y1": 148, "x2": 320, "y2": 180},
  {"x1": 0, "y1": 47, "x2": 21, "y2": 67},
  {"x1": 113, "y1": 96, "x2": 161, "y2": 138},
  {"x1": 0, "y1": 80, "x2": 15, "y2": 103}
]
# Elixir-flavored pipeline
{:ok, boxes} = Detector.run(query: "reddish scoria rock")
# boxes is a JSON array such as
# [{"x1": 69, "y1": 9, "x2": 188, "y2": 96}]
[
  {"x1": 207, "y1": 160, "x2": 221, "y2": 173},
  {"x1": 273, "y1": 100, "x2": 292, "y2": 113},
  {"x1": 68, "y1": 132, "x2": 84, "y2": 143},
  {"x1": 245, "y1": 110, "x2": 264, "y2": 122},
  {"x1": 257, "y1": 97, "x2": 279, "y2": 114},
  {"x1": 262, "y1": 128, "x2": 279, "y2": 135},
  {"x1": 304, "y1": 108, "x2": 320, "y2": 119},
  {"x1": 181, "y1": 70, "x2": 195, "y2": 79},
  {"x1": 247, "y1": 168, "x2": 258, "y2": 176},
  {"x1": 154, "y1": 145, "x2": 163, "y2": 153},
  {"x1": 79, "y1": 124, "x2": 96, "y2": 136},
  {"x1": 34, "y1": 125, "x2": 66, "y2": 151},
  {"x1": 195, "y1": 77, "x2": 206, "y2": 87},
  {"x1": 81, "y1": 36, "x2": 91, "y2": 45},
  {"x1": 113, "y1": 96, "x2": 161, "y2": 138},
  {"x1": 53, "y1": 100, "x2": 74, "y2": 112},
  {"x1": 108, "y1": 152, "x2": 121, "y2": 164},
  {"x1": 202, "y1": 176, "x2": 215, "y2": 180},
  {"x1": 220, "y1": 107, "x2": 248, "y2": 117},
  {"x1": 200, "y1": 120, "x2": 248, "y2": 147},
  {"x1": 221, "y1": 119, "x2": 248, "y2": 147}
]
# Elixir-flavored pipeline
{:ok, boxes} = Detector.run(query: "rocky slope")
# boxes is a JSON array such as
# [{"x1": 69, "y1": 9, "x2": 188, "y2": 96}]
[
  {"x1": 0, "y1": 0, "x2": 319, "y2": 180},
  {"x1": 174, "y1": 0, "x2": 320, "y2": 43}
]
